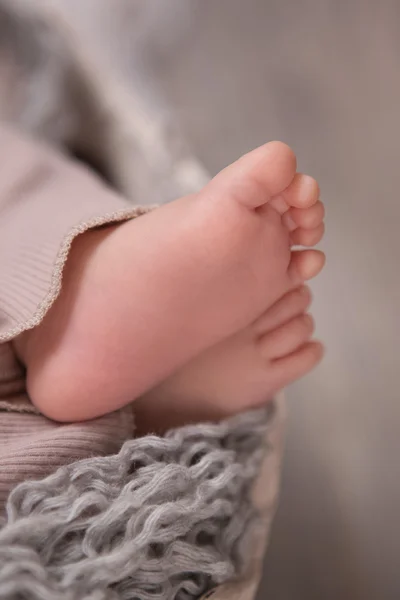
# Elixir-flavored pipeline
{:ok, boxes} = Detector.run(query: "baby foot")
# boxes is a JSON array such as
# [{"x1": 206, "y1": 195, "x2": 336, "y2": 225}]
[
  {"x1": 135, "y1": 286, "x2": 323, "y2": 433},
  {"x1": 21, "y1": 142, "x2": 325, "y2": 422},
  {"x1": 190, "y1": 141, "x2": 325, "y2": 330}
]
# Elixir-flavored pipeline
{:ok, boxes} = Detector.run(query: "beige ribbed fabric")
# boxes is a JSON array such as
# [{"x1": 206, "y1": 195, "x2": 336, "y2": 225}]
[{"x1": 0, "y1": 124, "x2": 150, "y2": 512}]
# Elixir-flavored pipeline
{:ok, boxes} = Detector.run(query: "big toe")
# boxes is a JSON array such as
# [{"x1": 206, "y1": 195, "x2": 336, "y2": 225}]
[
  {"x1": 207, "y1": 141, "x2": 297, "y2": 209},
  {"x1": 254, "y1": 286, "x2": 312, "y2": 334}
]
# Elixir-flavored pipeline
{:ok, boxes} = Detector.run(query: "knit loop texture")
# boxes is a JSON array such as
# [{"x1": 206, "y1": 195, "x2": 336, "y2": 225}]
[{"x1": 0, "y1": 407, "x2": 273, "y2": 600}]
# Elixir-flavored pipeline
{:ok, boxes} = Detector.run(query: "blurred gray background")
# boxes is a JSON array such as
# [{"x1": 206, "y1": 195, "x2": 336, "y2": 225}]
[{"x1": 53, "y1": 1, "x2": 400, "y2": 598}]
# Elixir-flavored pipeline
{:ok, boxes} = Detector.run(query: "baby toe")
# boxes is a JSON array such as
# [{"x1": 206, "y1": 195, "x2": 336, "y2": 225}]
[
  {"x1": 259, "y1": 313, "x2": 315, "y2": 360},
  {"x1": 208, "y1": 141, "x2": 297, "y2": 209},
  {"x1": 267, "y1": 341, "x2": 324, "y2": 392},
  {"x1": 282, "y1": 173, "x2": 320, "y2": 209},
  {"x1": 291, "y1": 222, "x2": 325, "y2": 247},
  {"x1": 288, "y1": 249, "x2": 325, "y2": 284},
  {"x1": 284, "y1": 200, "x2": 325, "y2": 231},
  {"x1": 254, "y1": 286, "x2": 312, "y2": 334}
]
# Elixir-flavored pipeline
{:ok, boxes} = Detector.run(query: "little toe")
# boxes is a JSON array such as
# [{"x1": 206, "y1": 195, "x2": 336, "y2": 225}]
[
  {"x1": 283, "y1": 200, "x2": 325, "y2": 231},
  {"x1": 254, "y1": 286, "x2": 312, "y2": 333},
  {"x1": 267, "y1": 341, "x2": 324, "y2": 392},
  {"x1": 208, "y1": 141, "x2": 297, "y2": 209},
  {"x1": 282, "y1": 173, "x2": 320, "y2": 209},
  {"x1": 288, "y1": 249, "x2": 325, "y2": 284},
  {"x1": 291, "y1": 223, "x2": 325, "y2": 247},
  {"x1": 259, "y1": 313, "x2": 314, "y2": 359}
]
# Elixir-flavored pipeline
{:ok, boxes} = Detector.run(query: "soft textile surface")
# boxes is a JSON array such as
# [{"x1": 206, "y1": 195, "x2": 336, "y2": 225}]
[{"x1": 0, "y1": 408, "x2": 271, "y2": 600}]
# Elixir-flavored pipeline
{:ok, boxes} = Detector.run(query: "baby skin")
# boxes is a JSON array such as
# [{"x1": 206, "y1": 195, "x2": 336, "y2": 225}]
[
  {"x1": 15, "y1": 142, "x2": 325, "y2": 431},
  {"x1": 136, "y1": 285, "x2": 320, "y2": 433}
]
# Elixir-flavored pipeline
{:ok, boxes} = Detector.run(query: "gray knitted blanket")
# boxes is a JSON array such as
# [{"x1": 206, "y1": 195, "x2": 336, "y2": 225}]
[{"x1": 0, "y1": 408, "x2": 271, "y2": 600}]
